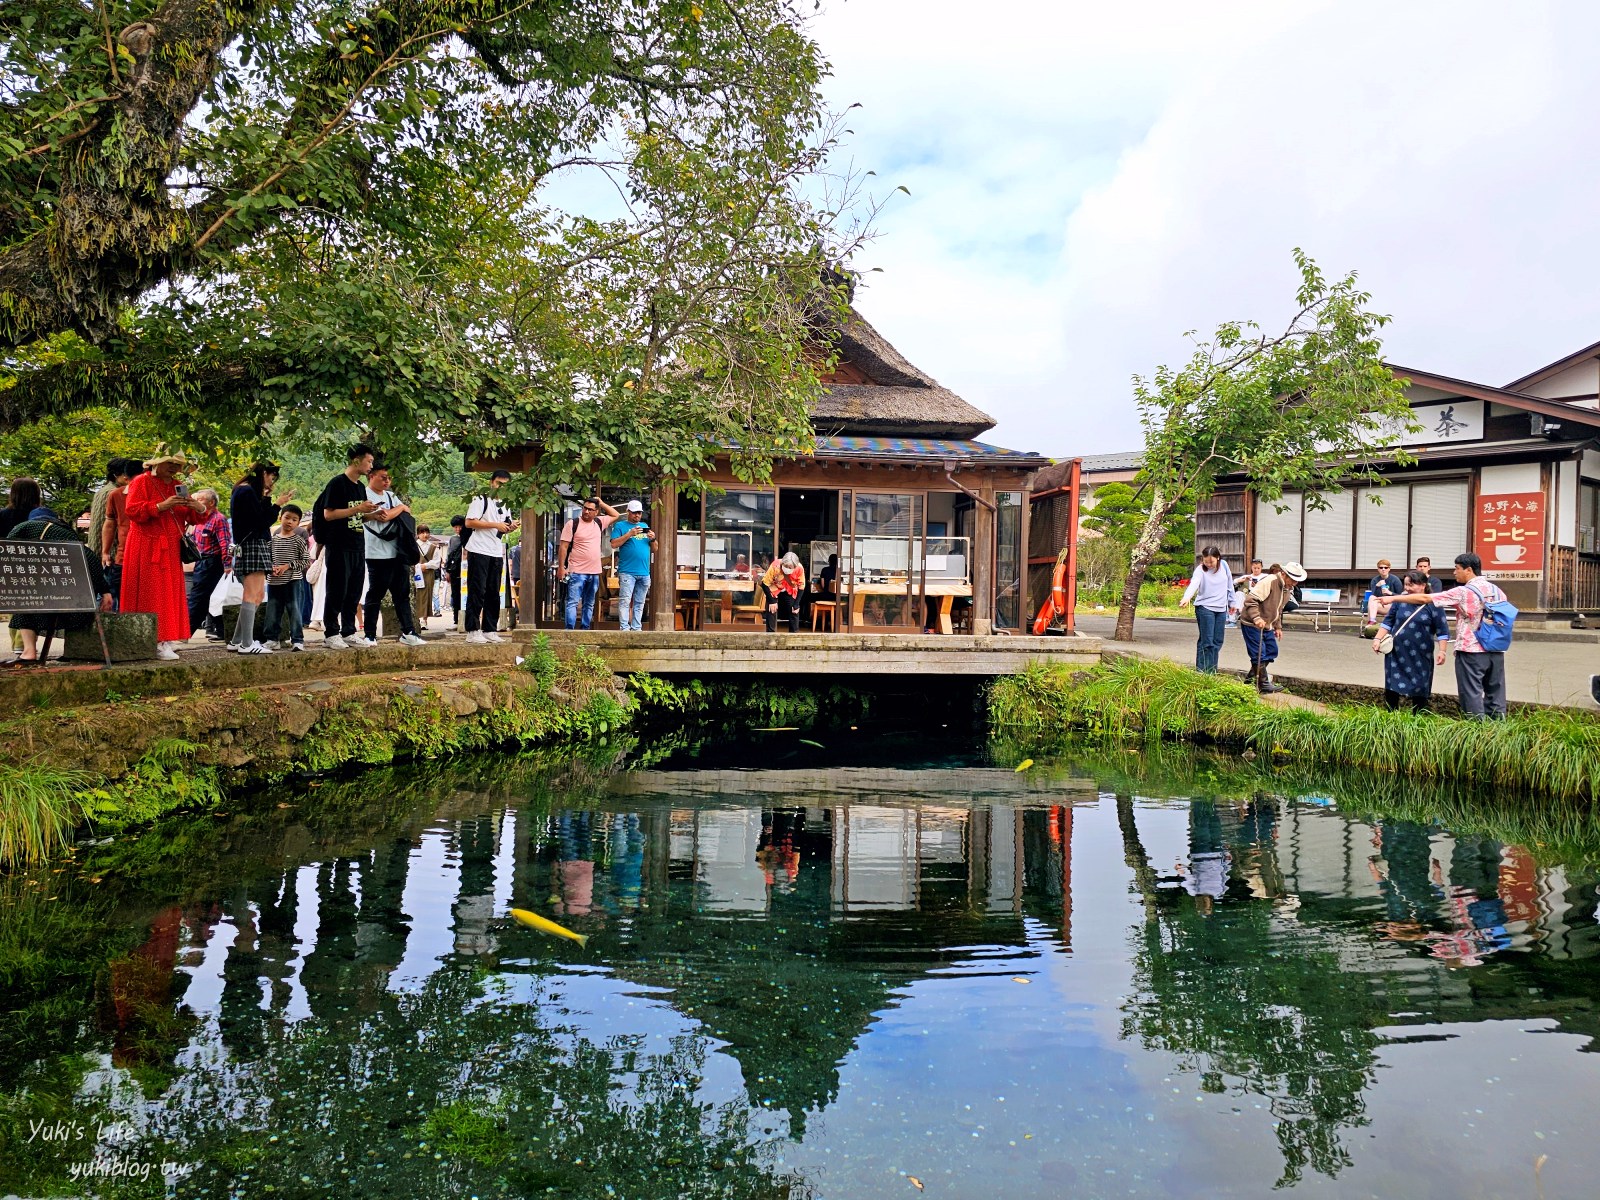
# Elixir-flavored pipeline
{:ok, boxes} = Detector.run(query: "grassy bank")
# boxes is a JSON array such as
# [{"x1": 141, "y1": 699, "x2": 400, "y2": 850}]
[
  {"x1": 0, "y1": 639, "x2": 631, "y2": 869},
  {"x1": 990, "y1": 657, "x2": 1600, "y2": 802}
]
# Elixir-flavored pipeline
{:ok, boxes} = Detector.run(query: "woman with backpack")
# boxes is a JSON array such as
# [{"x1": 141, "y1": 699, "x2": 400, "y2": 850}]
[{"x1": 1376, "y1": 552, "x2": 1514, "y2": 719}]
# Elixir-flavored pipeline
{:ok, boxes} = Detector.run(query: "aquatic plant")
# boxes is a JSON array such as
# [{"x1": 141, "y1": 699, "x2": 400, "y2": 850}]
[
  {"x1": 990, "y1": 658, "x2": 1600, "y2": 801},
  {"x1": 0, "y1": 764, "x2": 92, "y2": 867}
]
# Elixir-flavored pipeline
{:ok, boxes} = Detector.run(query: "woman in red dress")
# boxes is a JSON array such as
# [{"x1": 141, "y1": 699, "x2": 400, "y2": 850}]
[{"x1": 122, "y1": 452, "x2": 205, "y2": 660}]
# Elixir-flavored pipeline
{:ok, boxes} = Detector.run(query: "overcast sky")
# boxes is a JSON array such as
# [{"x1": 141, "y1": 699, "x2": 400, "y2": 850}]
[{"x1": 810, "y1": 0, "x2": 1600, "y2": 456}]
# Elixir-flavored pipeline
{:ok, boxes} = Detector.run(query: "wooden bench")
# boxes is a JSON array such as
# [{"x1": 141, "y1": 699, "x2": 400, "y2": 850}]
[{"x1": 1296, "y1": 587, "x2": 1342, "y2": 632}]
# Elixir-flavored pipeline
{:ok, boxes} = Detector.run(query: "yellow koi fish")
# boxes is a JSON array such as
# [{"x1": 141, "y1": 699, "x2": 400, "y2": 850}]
[
  {"x1": 510, "y1": 908, "x2": 589, "y2": 950},
  {"x1": 1014, "y1": 759, "x2": 1034, "y2": 773}
]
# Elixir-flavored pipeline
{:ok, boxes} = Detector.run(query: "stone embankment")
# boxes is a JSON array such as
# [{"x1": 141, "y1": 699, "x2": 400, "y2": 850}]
[{"x1": 0, "y1": 638, "x2": 633, "y2": 864}]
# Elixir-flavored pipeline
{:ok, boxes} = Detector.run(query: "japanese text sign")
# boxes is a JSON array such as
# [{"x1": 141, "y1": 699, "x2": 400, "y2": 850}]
[
  {"x1": 1475, "y1": 491, "x2": 1544, "y2": 580},
  {"x1": 0, "y1": 538, "x2": 99, "y2": 612}
]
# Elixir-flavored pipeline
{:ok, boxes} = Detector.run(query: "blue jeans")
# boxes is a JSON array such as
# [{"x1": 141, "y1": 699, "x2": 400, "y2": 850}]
[
  {"x1": 1194, "y1": 606, "x2": 1227, "y2": 673},
  {"x1": 261, "y1": 581, "x2": 304, "y2": 644},
  {"x1": 1241, "y1": 624, "x2": 1279, "y2": 670},
  {"x1": 617, "y1": 573, "x2": 649, "y2": 631},
  {"x1": 564, "y1": 573, "x2": 599, "y2": 629}
]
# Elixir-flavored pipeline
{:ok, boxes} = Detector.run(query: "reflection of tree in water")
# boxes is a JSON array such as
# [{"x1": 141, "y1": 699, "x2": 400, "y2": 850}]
[
  {"x1": 153, "y1": 967, "x2": 812, "y2": 1198},
  {"x1": 1116, "y1": 794, "x2": 1386, "y2": 1187}
]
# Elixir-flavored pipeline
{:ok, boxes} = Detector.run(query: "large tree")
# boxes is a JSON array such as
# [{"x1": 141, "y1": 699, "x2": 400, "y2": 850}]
[
  {"x1": 0, "y1": 0, "x2": 861, "y2": 488},
  {"x1": 1112, "y1": 250, "x2": 1414, "y2": 641}
]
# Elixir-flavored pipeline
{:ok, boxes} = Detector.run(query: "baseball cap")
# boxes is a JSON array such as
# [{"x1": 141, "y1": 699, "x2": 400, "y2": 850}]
[{"x1": 626, "y1": 500, "x2": 643, "y2": 513}]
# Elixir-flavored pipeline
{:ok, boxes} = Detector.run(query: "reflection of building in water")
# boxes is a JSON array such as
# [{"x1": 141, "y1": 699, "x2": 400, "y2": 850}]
[{"x1": 665, "y1": 805, "x2": 1048, "y2": 921}]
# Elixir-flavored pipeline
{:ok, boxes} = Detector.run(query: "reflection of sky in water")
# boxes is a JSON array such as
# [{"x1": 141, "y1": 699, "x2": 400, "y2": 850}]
[{"x1": 86, "y1": 768, "x2": 1600, "y2": 1198}]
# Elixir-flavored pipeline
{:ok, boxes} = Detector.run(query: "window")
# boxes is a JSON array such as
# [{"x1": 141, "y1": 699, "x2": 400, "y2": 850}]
[
  {"x1": 1302, "y1": 492, "x2": 1355, "y2": 570},
  {"x1": 1254, "y1": 478, "x2": 1469, "y2": 570},
  {"x1": 1354, "y1": 485, "x2": 1410, "y2": 570},
  {"x1": 1253, "y1": 496, "x2": 1302, "y2": 568},
  {"x1": 1580, "y1": 480, "x2": 1600, "y2": 555},
  {"x1": 1409, "y1": 481, "x2": 1470, "y2": 568}
]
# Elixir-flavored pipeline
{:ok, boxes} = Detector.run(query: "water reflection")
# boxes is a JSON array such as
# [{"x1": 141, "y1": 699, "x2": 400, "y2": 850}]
[{"x1": 5, "y1": 752, "x2": 1600, "y2": 1198}]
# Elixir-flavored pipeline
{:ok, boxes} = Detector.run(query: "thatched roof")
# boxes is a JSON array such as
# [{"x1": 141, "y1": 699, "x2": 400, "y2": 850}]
[{"x1": 812, "y1": 307, "x2": 996, "y2": 440}]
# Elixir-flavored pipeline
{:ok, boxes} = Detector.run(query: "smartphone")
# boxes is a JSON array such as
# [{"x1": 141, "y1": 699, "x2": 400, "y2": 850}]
[{"x1": 174, "y1": 484, "x2": 189, "y2": 498}]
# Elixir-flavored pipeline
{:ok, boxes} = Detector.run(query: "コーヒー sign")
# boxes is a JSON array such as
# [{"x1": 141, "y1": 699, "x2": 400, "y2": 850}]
[{"x1": 1475, "y1": 491, "x2": 1544, "y2": 580}]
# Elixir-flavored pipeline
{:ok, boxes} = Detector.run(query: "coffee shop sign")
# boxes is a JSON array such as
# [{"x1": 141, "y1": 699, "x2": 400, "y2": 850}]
[{"x1": 1475, "y1": 491, "x2": 1544, "y2": 580}]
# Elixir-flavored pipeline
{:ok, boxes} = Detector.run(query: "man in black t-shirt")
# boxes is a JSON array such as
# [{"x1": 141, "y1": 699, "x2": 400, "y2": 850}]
[{"x1": 316, "y1": 444, "x2": 379, "y2": 649}]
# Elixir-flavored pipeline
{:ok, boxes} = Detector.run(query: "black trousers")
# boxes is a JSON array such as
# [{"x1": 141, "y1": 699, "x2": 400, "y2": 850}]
[
  {"x1": 1383, "y1": 688, "x2": 1432, "y2": 713},
  {"x1": 448, "y1": 565, "x2": 461, "y2": 622},
  {"x1": 364, "y1": 558, "x2": 416, "y2": 639},
  {"x1": 188, "y1": 554, "x2": 225, "y2": 636},
  {"x1": 324, "y1": 543, "x2": 365, "y2": 638},
  {"x1": 465, "y1": 551, "x2": 502, "y2": 633},
  {"x1": 763, "y1": 586, "x2": 800, "y2": 633}
]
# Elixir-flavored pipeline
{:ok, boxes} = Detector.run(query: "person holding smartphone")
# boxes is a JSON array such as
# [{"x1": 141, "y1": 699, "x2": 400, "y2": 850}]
[{"x1": 608, "y1": 499, "x2": 655, "y2": 632}]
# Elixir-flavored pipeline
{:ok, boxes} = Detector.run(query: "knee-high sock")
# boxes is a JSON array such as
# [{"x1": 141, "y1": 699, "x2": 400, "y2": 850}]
[{"x1": 235, "y1": 601, "x2": 258, "y2": 647}]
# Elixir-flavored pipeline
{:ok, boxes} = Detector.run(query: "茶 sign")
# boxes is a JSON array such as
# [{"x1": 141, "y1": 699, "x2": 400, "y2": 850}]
[{"x1": 1475, "y1": 491, "x2": 1544, "y2": 580}]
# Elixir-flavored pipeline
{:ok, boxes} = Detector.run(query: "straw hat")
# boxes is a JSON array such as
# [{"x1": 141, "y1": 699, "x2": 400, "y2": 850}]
[{"x1": 142, "y1": 449, "x2": 195, "y2": 469}]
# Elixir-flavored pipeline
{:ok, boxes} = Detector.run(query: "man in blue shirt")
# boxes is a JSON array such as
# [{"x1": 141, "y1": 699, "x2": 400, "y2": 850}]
[{"x1": 608, "y1": 500, "x2": 655, "y2": 632}]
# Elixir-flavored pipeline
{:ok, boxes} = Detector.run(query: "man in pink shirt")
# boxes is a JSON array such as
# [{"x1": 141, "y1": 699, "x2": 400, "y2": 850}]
[
  {"x1": 557, "y1": 496, "x2": 618, "y2": 629},
  {"x1": 1377, "y1": 551, "x2": 1508, "y2": 719}
]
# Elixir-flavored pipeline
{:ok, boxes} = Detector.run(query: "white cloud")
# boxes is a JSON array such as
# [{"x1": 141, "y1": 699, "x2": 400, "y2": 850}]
[{"x1": 815, "y1": 0, "x2": 1600, "y2": 455}]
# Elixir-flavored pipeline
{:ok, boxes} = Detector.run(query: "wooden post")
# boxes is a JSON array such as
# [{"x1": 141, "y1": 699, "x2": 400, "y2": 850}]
[
  {"x1": 651, "y1": 485, "x2": 677, "y2": 631},
  {"x1": 972, "y1": 476, "x2": 996, "y2": 635},
  {"x1": 520, "y1": 506, "x2": 538, "y2": 627},
  {"x1": 1064, "y1": 459, "x2": 1081, "y2": 634}
]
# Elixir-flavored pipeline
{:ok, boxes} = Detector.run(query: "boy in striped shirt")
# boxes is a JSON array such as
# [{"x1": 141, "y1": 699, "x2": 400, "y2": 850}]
[{"x1": 262, "y1": 504, "x2": 311, "y2": 650}]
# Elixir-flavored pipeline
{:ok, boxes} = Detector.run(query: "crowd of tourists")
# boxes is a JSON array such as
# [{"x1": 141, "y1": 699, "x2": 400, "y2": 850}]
[
  {"x1": 0, "y1": 445, "x2": 525, "y2": 663},
  {"x1": 1179, "y1": 547, "x2": 1518, "y2": 718}
]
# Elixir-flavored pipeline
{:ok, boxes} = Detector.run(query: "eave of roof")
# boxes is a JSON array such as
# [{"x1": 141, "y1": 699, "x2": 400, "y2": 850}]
[
  {"x1": 1389, "y1": 364, "x2": 1600, "y2": 429},
  {"x1": 812, "y1": 434, "x2": 1049, "y2": 468},
  {"x1": 1504, "y1": 339, "x2": 1600, "y2": 392}
]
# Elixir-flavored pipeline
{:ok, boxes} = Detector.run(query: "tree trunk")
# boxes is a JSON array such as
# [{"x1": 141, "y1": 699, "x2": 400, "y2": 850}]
[
  {"x1": 1112, "y1": 490, "x2": 1171, "y2": 642},
  {"x1": 1116, "y1": 794, "x2": 1159, "y2": 920}
]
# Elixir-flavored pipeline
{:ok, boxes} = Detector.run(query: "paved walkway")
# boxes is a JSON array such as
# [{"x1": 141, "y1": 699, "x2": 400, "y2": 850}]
[{"x1": 1074, "y1": 614, "x2": 1600, "y2": 711}]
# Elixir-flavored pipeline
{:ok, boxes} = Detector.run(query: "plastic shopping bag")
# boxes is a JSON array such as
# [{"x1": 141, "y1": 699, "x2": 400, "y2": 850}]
[{"x1": 209, "y1": 572, "x2": 244, "y2": 617}]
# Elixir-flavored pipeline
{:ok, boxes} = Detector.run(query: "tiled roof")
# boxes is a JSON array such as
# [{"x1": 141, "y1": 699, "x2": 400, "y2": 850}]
[{"x1": 814, "y1": 435, "x2": 1048, "y2": 464}]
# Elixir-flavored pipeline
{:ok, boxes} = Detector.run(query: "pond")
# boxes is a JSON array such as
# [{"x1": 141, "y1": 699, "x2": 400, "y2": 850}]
[{"x1": 3, "y1": 727, "x2": 1599, "y2": 1198}]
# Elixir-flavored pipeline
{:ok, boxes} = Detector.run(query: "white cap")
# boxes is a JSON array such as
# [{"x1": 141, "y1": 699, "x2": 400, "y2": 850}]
[{"x1": 626, "y1": 500, "x2": 643, "y2": 513}]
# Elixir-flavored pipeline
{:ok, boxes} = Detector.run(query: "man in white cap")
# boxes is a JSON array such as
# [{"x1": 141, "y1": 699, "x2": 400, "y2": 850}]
[
  {"x1": 1239, "y1": 561, "x2": 1307, "y2": 694},
  {"x1": 607, "y1": 499, "x2": 656, "y2": 632}
]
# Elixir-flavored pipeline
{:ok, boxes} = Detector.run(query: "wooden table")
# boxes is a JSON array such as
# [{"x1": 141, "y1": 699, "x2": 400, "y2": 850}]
[{"x1": 845, "y1": 580, "x2": 972, "y2": 634}]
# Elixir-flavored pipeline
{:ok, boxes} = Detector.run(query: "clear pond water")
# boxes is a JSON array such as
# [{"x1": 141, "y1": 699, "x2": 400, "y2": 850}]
[{"x1": 4, "y1": 731, "x2": 1600, "y2": 1198}]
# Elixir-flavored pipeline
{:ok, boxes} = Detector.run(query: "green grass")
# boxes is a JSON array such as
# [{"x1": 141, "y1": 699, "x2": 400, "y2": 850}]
[
  {"x1": 0, "y1": 765, "x2": 92, "y2": 868},
  {"x1": 990, "y1": 657, "x2": 1600, "y2": 801}
]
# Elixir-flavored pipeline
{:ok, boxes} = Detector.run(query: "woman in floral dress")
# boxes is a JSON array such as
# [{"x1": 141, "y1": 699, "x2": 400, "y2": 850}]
[{"x1": 1374, "y1": 569, "x2": 1451, "y2": 712}]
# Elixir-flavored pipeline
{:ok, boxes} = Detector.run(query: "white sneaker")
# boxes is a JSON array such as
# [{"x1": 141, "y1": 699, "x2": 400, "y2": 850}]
[
  {"x1": 400, "y1": 632, "x2": 426, "y2": 647},
  {"x1": 346, "y1": 635, "x2": 373, "y2": 647},
  {"x1": 291, "y1": 642, "x2": 306, "y2": 652},
  {"x1": 464, "y1": 631, "x2": 488, "y2": 644},
  {"x1": 484, "y1": 631, "x2": 505, "y2": 643},
  {"x1": 155, "y1": 643, "x2": 180, "y2": 661},
  {"x1": 240, "y1": 641, "x2": 273, "y2": 655},
  {"x1": 323, "y1": 635, "x2": 348, "y2": 650}
]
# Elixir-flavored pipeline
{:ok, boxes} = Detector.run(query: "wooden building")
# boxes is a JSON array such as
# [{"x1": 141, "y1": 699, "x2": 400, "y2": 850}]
[
  {"x1": 515, "y1": 308, "x2": 1050, "y2": 634},
  {"x1": 1205, "y1": 356, "x2": 1600, "y2": 615}
]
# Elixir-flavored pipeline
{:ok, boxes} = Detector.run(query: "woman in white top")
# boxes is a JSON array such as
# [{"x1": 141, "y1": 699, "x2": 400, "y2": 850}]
[{"x1": 1178, "y1": 544, "x2": 1238, "y2": 673}]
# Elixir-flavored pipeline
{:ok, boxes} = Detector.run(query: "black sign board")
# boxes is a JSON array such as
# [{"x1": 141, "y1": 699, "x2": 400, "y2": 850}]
[{"x1": 0, "y1": 538, "x2": 99, "y2": 613}]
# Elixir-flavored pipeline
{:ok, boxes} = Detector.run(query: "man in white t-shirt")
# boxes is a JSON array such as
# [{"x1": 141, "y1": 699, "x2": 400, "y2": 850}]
[{"x1": 463, "y1": 470, "x2": 516, "y2": 644}]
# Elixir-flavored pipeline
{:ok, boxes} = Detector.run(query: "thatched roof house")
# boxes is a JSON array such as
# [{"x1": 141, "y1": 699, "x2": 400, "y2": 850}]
[{"x1": 812, "y1": 307, "x2": 996, "y2": 441}]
